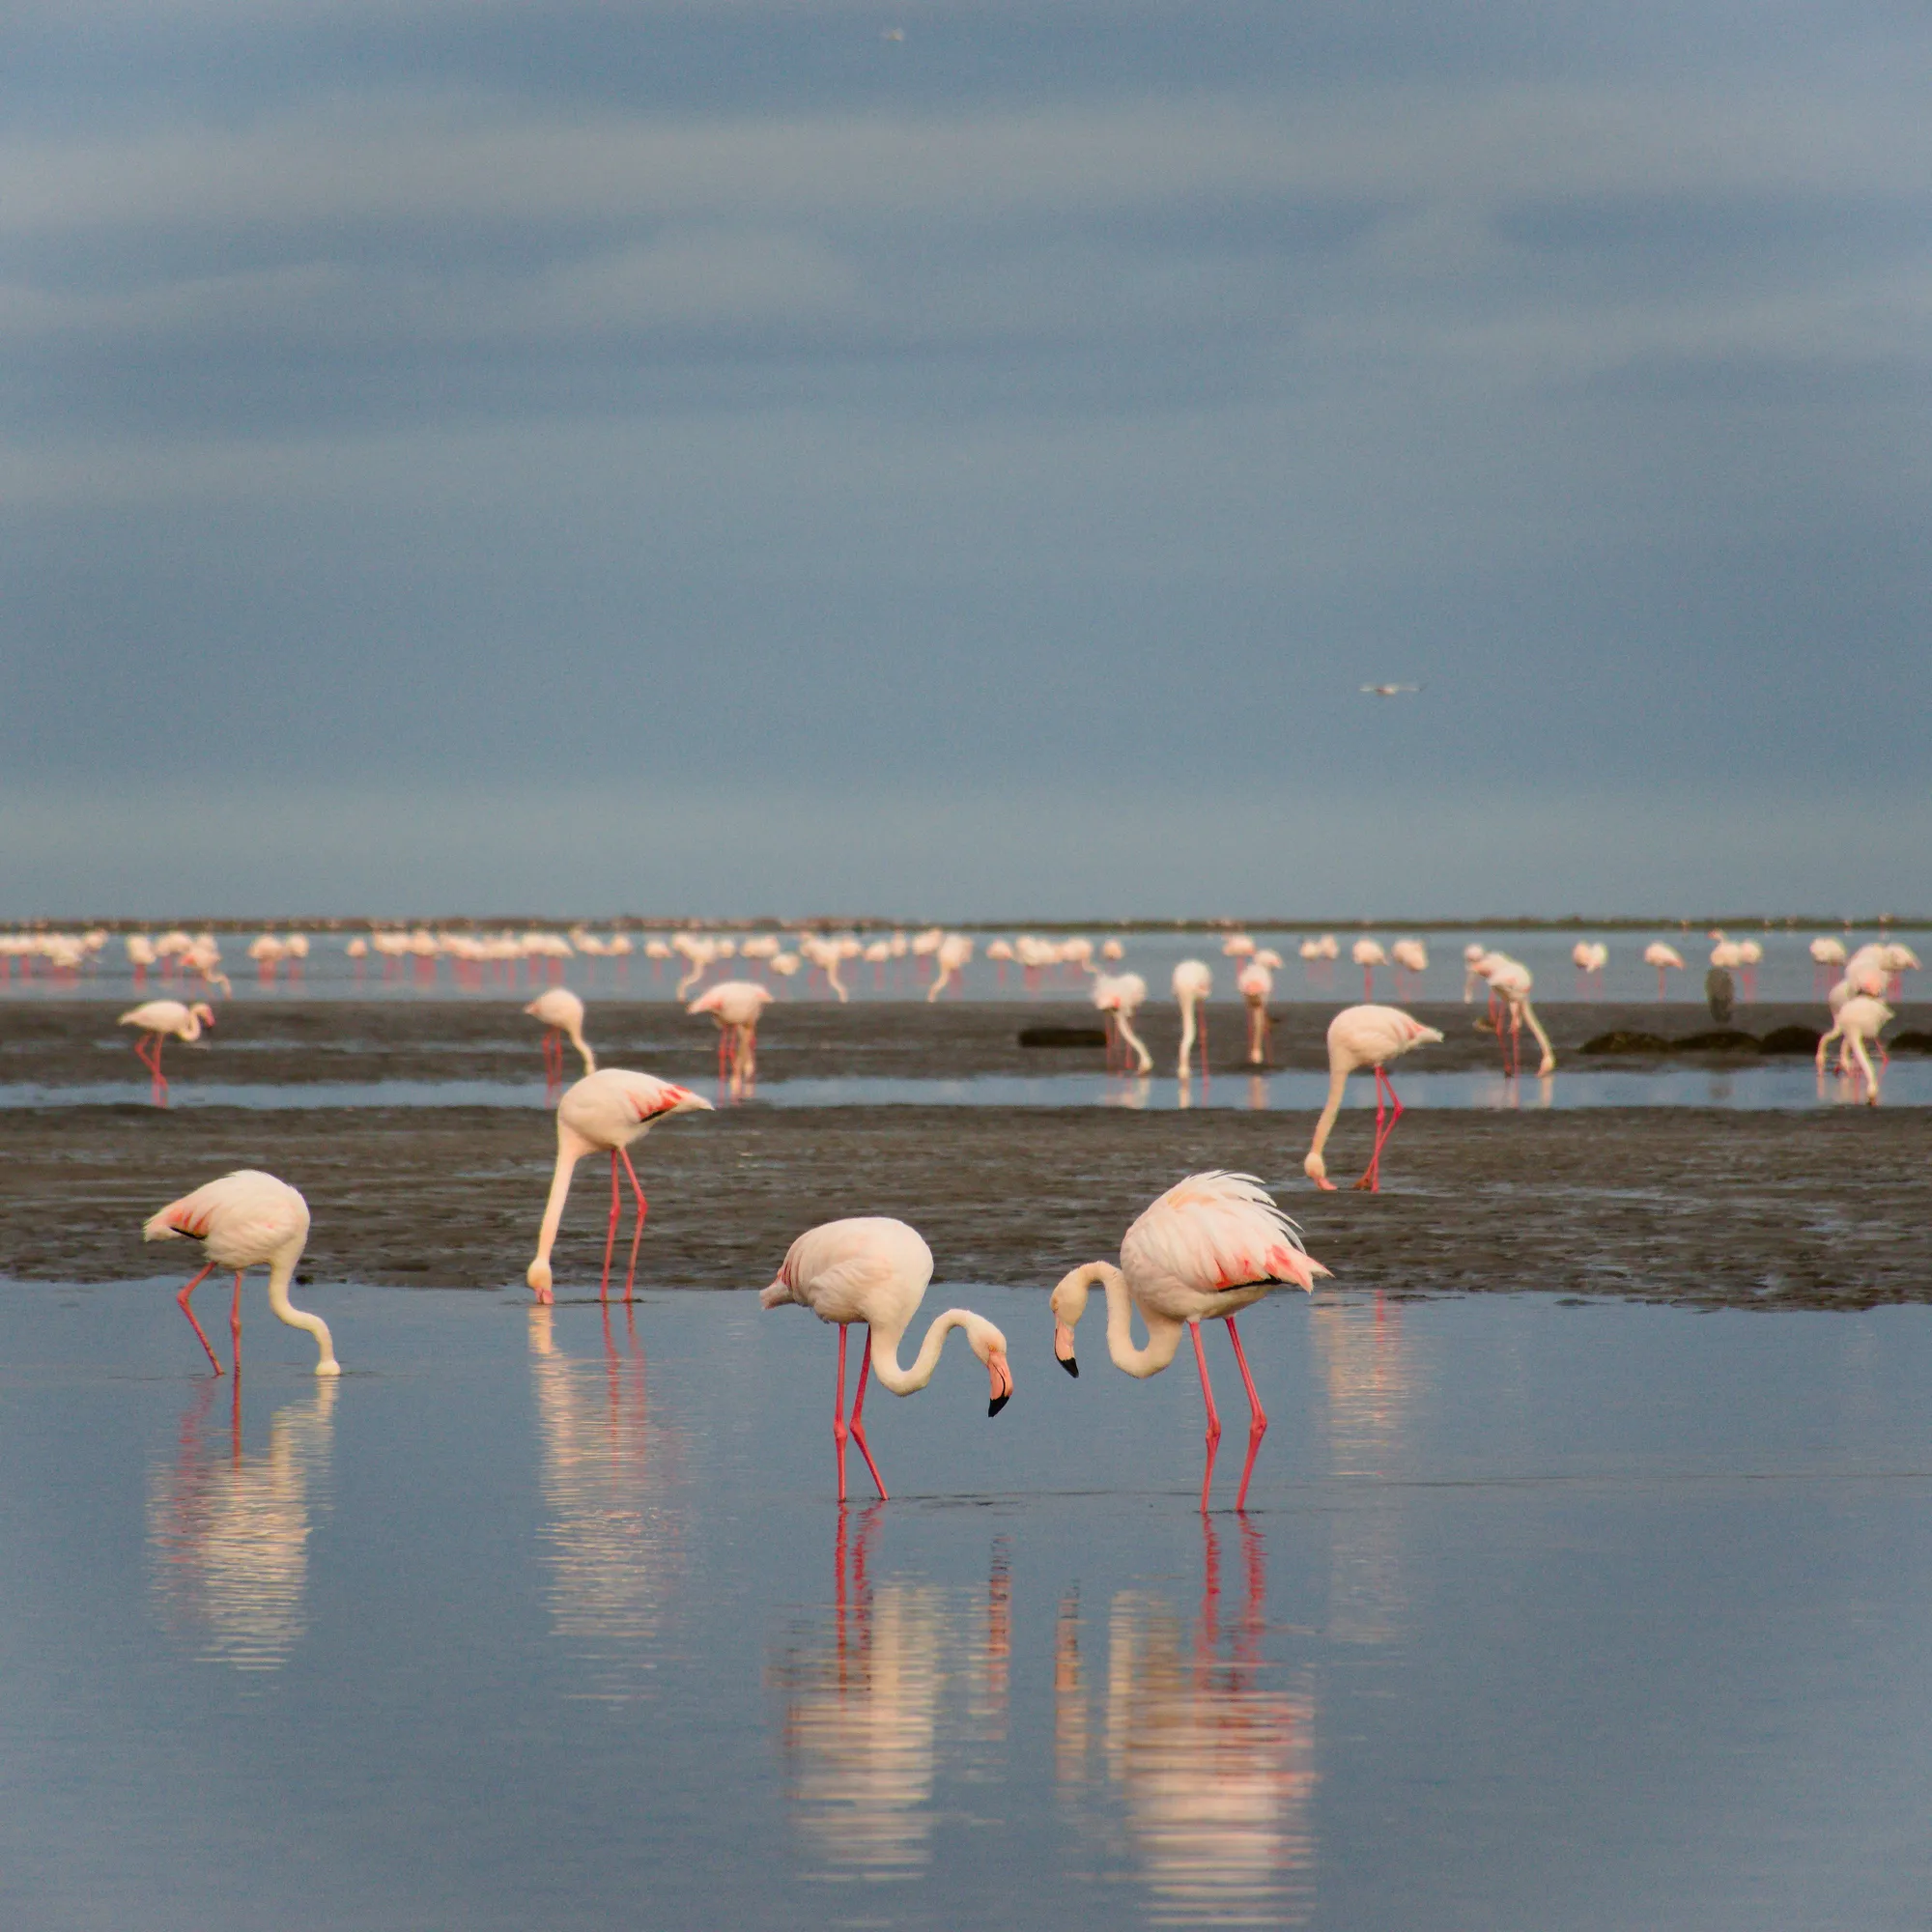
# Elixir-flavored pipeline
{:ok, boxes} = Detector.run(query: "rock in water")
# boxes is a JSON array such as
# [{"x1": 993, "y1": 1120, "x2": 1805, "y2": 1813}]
[{"x1": 1705, "y1": 966, "x2": 1735, "y2": 1023}]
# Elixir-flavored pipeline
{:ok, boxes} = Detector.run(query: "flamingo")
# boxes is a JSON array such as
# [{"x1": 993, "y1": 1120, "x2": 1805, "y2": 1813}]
[
  {"x1": 1809, "y1": 935, "x2": 1848, "y2": 996},
  {"x1": 1389, "y1": 937, "x2": 1428, "y2": 997},
  {"x1": 1817, "y1": 994, "x2": 1892, "y2": 1102},
  {"x1": 926, "y1": 933, "x2": 975, "y2": 1001},
  {"x1": 1350, "y1": 939, "x2": 1386, "y2": 1000},
  {"x1": 143, "y1": 1171, "x2": 339, "y2": 1377},
  {"x1": 1049, "y1": 1173, "x2": 1329, "y2": 1510},
  {"x1": 759, "y1": 1217, "x2": 1013, "y2": 1503},
  {"x1": 1643, "y1": 942, "x2": 1685, "y2": 999},
  {"x1": 1236, "y1": 960, "x2": 1272, "y2": 1065},
  {"x1": 1093, "y1": 973, "x2": 1153, "y2": 1074},
  {"x1": 1304, "y1": 1006, "x2": 1443, "y2": 1192},
  {"x1": 525, "y1": 988, "x2": 596, "y2": 1090},
  {"x1": 688, "y1": 980, "x2": 775, "y2": 1093},
  {"x1": 1470, "y1": 953, "x2": 1554, "y2": 1076},
  {"x1": 526, "y1": 1071, "x2": 713, "y2": 1305},
  {"x1": 119, "y1": 999, "x2": 215, "y2": 1103},
  {"x1": 1173, "y1": 960, "x2": 1212, "y2": 1080}
]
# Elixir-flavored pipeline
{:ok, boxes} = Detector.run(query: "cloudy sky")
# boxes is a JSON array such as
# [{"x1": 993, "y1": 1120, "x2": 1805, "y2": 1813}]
[{"x1": 3, "y1": 1, "x2": 1927, "y2": 919}]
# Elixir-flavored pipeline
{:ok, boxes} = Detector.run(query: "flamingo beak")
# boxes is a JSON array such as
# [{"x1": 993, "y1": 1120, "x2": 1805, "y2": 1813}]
[
  {"x1": 987, "y1": 1351, "x2": 1012, "y2": 1417},
  {"x1": 1054, "y1": 1321, "x2": 1078, "y2": 1378}
]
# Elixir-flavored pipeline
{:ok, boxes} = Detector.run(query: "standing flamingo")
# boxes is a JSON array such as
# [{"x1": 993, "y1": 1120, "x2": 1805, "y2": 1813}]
[
  {"x1": 1173, "y1": 960, "x2": 1212, "y2": 1080},
  {"x1": 1817, "y1": 994, "x2": 1892, "y2": 1102},
  {"x1": 1351, "y1": 939, "x2": 1386, "y2": 1000},
  {"x1": 142, "y1": 1171, "x2": 339, "y2": 1377},
  {"x1": 119, "y1": 999, "x2": 215, "y2": 1103},
  {"x1": 688, "y1": 980, "x2": 775, "y2": 1093},
  {"x1": 525, "y1": 988, "x2": 596, "y2": 1090},
  {"x1": 1304, "y1": 1006, "x2": 1443, "y2": 1192},
  {"x1": 1093, "y1": 973, "x2": 1153, "y2": 1074},
  {"x1": 1049, "y1": 1173, "x2": 1328, "y2": 1511},
  {"x1": 1643, "y1": 942, "x2": 1685, "y2": 999},
  {"x1": 760, "y1": 1217, "x2": 1012, "y2": 1503},
  {"x1": 526, "y1": 1071, "x2": 713, "y2": 1304},
  {"x1": 1236, "y1": 960, "x2": 1272, "y2": 1065}
]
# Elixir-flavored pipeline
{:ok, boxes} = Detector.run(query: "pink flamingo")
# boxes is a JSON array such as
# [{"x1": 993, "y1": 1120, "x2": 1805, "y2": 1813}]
[
  {"x1": 687, "y1": 980, "x2": 775, "y2": 1093},
  {"x1": 1236, "y1": 960, "x2": 1272, "y2": 1065},
  {"x1": 1049, "y1": 1173, "x2": 1329, "y2": 1511},
  {"x1": 1173, "y1": 959, "x2": 1212, "y2": 1080},
  {"x1": 142, "y1": 1170, "x2": 339, "y2": 1377},
  {"x1": 525, "y1": 988, "x2": 596, "y2": 1092},
  {"x1": 118, "y1": 999, "x2": 215, "y2": 1104},
  {"x1": 1351, "y1": 939, "x2": 1386, "y2": 1000},
  {"x1": 760, "y1": 1217, "x2": 1013, "y2": 1503},
  {"x1": 1304, "y1": 1005, "x2": 1443, "y2": 1192},
  {"x1": 1817, "y1": 994, "x2": 1891, "y2": 1102},
  {"x1": 526, "y1": 1070, "x2": 713, "y2": 1304},
  {"x1": 1644, "y1": 942, "x2": 1684, "y2": 999}
]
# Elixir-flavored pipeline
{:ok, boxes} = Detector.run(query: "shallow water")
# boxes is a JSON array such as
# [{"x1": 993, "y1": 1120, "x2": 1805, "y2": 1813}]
[
  {"x1": 5, "y1": 1282, "x2": 1932, "y2": 1929},
  {"x1": 5, "y1": 1062, "x2": 1925, "y2": 1111}
]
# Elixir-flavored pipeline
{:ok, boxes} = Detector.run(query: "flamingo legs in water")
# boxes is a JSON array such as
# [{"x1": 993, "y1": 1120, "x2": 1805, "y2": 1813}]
[
  {"x1": 134, "y1": 1034, "x2": 169, "y2": 1104},
  {"x1": 596, "y1": 1148, "x2": 651, "y2": 1300},
  {"x1": 1351, "y1": 1065, "x2": 1405, "y2": 1191},
  {"x1": 176, "y1": 1263, "x2": 222, "y2": 1374},
  {"x1": 1192, "y1": 1318, "x2": 1268, "y2": 1512},
  {"x1": 831, "y1": 1326, "x2": 889, "y2": 1504}
]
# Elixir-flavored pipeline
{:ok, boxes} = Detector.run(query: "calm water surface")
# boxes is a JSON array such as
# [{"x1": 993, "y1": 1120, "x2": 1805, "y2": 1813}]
[{"x1": 4, "y1": 1283, "x2": 1931, "y2": 1930}]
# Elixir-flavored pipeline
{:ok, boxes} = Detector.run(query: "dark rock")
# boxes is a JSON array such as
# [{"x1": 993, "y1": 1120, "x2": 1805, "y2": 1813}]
[
  {"x1": 1673, "y1": 1030, "x2": 1761, "y2": 1054},
  {"x1": 1759, "y1": 1024, "x2": 1824, "y2": 1055},
  {"x1": 1890, "y1": 1031, "x2": 1932, "y2": 1054},
  {"x1": 1019, "y1": 1025, "x2": 1109, "y2": 1048},
  {"x1": 1705, "y1": 966, "x2": 1735, "y2": 1023},
  {"x1": 1580, "y1": 1031, "x2": 1674, "y2": 1055}
]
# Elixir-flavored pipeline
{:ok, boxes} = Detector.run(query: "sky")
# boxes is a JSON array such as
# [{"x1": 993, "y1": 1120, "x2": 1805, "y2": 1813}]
[{"x1": 3, "y1": 1, "x2": 1928, "y2": 921}]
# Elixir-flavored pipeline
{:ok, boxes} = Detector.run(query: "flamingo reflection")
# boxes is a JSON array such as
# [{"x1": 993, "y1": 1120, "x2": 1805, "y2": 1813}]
[
  {"x1": 770, "y1": 1516, "x2": 1011, "y2": 1879},
  {"x1": 528, "y1": 1303, "x2": 685, "y2": 1701},
  {"x1": 1057, "y1": 1519, "x2": 1317, "y2": 1926},
  {"x1": 1311, "y1": 1293, "x2": 1421, "y2": 1644},
  {"x1": 147, "y1": 1376, "x2": 337, "y2": 1672}
]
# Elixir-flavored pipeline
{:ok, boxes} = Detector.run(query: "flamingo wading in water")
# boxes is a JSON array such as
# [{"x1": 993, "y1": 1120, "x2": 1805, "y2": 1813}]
[
  {"x1": 1049, "y1": 1173, "x2": 1329, "y2": 1511},
  {"x1": 525, "y1": 989, "x2": 595, "y2": 1089},
  {"x1": 1305, "y1": 1005, "x2": 1443, "y2": 1192},
  {"x1": 688, "y1": 980, "x2": 775, "y2": 1094},
  {"x1": 1173, "y1": 960, "x2": 1212, "y2": 1080},
  {"x1": 119, "y1": 1000, "x2": 215, "y2": 1103},
  {"x1": 526, "y1": 1071, "x2": 712, "y2": 1304},
  {"x1": 143, "y1": 1171, "x2": 339, "y2": 1377},
  {"x1": 760, "y1": 1217, "x2": 1013, "y2": 1503}
]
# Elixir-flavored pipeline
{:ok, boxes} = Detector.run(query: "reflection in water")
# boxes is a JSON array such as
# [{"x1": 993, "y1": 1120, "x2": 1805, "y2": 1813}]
[
  {"x1": 148, "y1": 1377, "x2": 337, "y2": 1672},
  {"x1": 1312, "y1": 1294, "x2": 1421, "y2": 1644},
  {"x1": 770, "y1": 1515, "x2": 1011, "y2": 1880},
  {"x1": 1059, "y1": 1520, "x2": 1317, "y2": 1927},
  {"x1": 528, "y1": 1304, "x2": 685, "y2": 1702}
]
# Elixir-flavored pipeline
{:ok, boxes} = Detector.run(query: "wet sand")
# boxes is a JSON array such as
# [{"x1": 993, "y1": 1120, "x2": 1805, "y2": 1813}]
[
  {"x1": 2, "y1": 1091, "x2": 1926, "y2": 1309},
  {"x1": 7, "y1": 996, "x2": 1924, "y2": 1089}
]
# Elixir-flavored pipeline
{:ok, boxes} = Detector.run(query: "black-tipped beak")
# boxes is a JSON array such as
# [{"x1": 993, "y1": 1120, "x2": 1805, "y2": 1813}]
[
  {"x1": 1059, "y1": 1355, "x2": 1079, "y2": 1378},
  {"x1": 988, "y1": 1392, "x2": 1010, "y2": 1418}
]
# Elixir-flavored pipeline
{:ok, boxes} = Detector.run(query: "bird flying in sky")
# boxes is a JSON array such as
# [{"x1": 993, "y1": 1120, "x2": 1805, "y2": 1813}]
[{"x1": 1360, "y1": 683, "x2": 1421, "y2": 696}]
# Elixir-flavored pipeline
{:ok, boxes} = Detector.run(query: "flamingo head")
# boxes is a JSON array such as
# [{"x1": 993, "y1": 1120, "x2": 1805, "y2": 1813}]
[
  {"x1": 191, "y1": 1003, "x2": 216, "y2": 1027},
  {"x1": 1303, "y1": 1148, "x2": 1336, "y2": 1191},
  {"x1": 1048, "y1": 1267, "x2": 1096, "y2": 1378},
  {"x1": 526, "y1": 1259, "x2": 554, "y2": 1303},
  {"x1": 975, "y1": 1323, "x2": 1013, "y2": 1416}
]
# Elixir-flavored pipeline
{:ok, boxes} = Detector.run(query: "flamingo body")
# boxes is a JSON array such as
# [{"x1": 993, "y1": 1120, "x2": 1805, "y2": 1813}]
[
  {"x1": 525, "y1": 988, "x2": 595, "y2": 1082},
  {"x1": 1304, "y1": 1005, "x2": 1443, "y2": 1190},
  {"x1": 120, "y1": 999, "x2": 215, "y2": 1102}
]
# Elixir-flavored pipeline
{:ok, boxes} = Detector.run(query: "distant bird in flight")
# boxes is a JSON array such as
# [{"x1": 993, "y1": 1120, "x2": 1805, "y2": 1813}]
[{"x1": 1360, "y1": 683, "x2": 1421, "y2": 697}]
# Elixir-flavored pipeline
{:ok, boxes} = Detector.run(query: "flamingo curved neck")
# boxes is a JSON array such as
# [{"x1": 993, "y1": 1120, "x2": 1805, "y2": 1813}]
[
  {"x1": 1061, "y1": 1263, "x2": 1183, "y2": 1378},
  {"x1": 566, "y1": 1023, "x2": 596, "y2": 1075},
  {"x1": 529, "y1": 1130, "x2": 592, "y2": 1280},
  {"x1": 867, "y1": 1309, "x2": 984, "y2": 1395},
  {"x1": 266, "y1": 1248, "x2": 339, "y2": 1375},
  {"x1": 1306, "y1": 1063, "x2": 1351, "y2": 1168}
]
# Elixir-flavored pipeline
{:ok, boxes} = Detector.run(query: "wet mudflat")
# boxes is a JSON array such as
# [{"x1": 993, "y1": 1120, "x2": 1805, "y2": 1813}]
[
  {"x1": 1, "y1": 1097, "x2": 1927, "y2": 1309},
  {"x1": 6, "y1": 1283, "x2": 1932, "y2": 1932}
]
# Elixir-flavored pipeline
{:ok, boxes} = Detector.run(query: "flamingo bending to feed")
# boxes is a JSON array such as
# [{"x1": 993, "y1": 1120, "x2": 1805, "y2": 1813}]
[
  {"x1": 688, "y1": 980, "x2": 774, "y2": 1091},
  {"x1": 1173, "y1": 960, "x2": 1212, "y2": 1080},
  {"x1": 1817, "y1": 995, "x2": 1892, "y2": 1101},
  {"x1": 119, "y1": 1000, "x2": 215, "y2": 1103},
  {"x1": 1049, "y1": 1172, "x2": 1328, "y2": 1511},
  {"x1": 1351, "y1": 939, "x2": 1386, "y2": 1000},
  {"x1": 143, "y1": 1170, "x2": 338, "y2": 1377},
  {"x1": 760, "y1": 1217, "x2": 1012, "y2": 1503},
  {"x1": 1093, "y1": 973, "x2": 1153, "y2": 1074},
  {"x1": 525, "y1": 988, "x2": 596, "y2": 1087},
  {"x1": 1236, "y1": 960, "x2": 1272, "y2": 1065},
  {"x1": 526, "y1": 1071, "x2": 713, "y2": 1304},
  {"x1": 1305, "y1": 1005, "x2": 1443, "y2": 1192}
]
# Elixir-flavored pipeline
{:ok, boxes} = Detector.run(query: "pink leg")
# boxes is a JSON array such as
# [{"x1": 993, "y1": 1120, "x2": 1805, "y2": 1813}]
[
  {"x1": 1354, "y1": 1069, "x2": 1388, "y2": 1191},
  {"x1": 1191, "y1": 1322, "x2": 1222, "y2": 1513},
  {"x1": 177, "y1": 1264, "x2": 223, "y2": 1375},
  {"x1": 617, "y1": 1147, "x2": 649, "y2": 1300},
  {"x1": 849, "y1": 1334, "x2": 888, "y2": 1501},
  {"x1": 599, "y1": 1149, "x2": 620, "y2": 1297},
  {"x1": 1198, "y1": 1010, "x2": 1208, "y2": 1081},
  {"x1": 1225, "y1": 1316, "x2": 1268, "y2": 1511},
  {"x1": 229, "y1": 1271, "x2": 244, "y2": 1371},
  {"x1": 833, "y1": 1326, "x2": 850, "y2": 1503}
]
